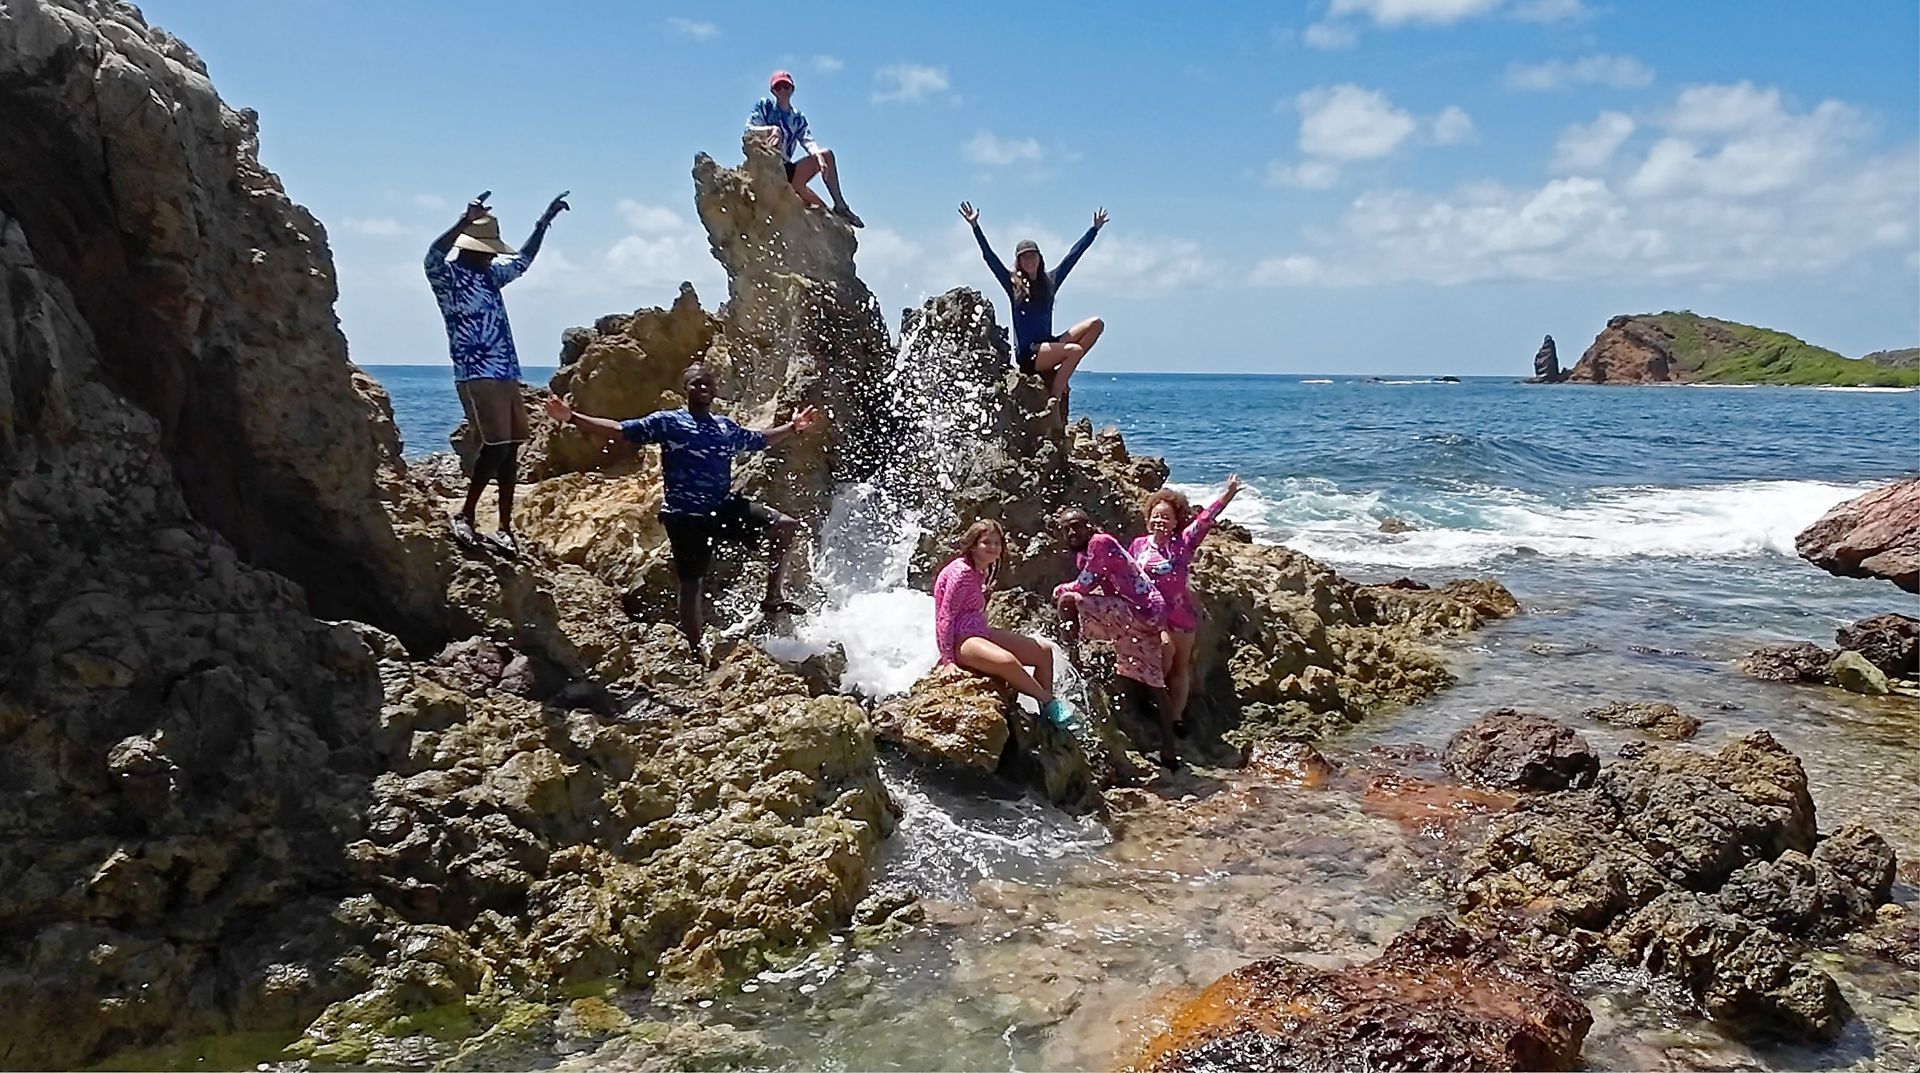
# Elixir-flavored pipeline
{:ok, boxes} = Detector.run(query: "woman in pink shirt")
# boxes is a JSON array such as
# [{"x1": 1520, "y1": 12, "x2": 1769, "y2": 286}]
[
  {"x1": 1051, "y1": 506, "x2": 1182, "y2": 765},
  {"x1": 1131, "y1": 476, "x2": 1242, "y2": 729},
  {"x1": 934, "y1": 520, "x2": 1070, "y2": 723}
]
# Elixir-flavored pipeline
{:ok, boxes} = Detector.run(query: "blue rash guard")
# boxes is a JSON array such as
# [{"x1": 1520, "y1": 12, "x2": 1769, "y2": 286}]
[{"x1": 969, "y1": 222, "x2": 1099, "y2": 365}]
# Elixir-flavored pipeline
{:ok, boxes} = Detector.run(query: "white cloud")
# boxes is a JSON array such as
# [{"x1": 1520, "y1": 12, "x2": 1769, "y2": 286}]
[
  {"x1": 1303, "y1": 21, "x2": 1359, "y2": 49},
  {"x1": 665, "y1": 17, "x2": 718, "y2": 41},
  {"x1": 1267, "y1": 160, "x2": 1342, "y2": 189},
  {"x1": 813, "y1": 54, "x2": 844, "y2": 73},
  {"x1": 1329, "y1": 0, "x2": 1504, "y2": 25},
  {"x1": 964, "y1": 130, "x2": 1044, "y2": 167},
  {"x1": 1507, "y1": 53, "x2": 1655, "y2": 91},
  {"x1": 1432, "y1": 105, "x2": 1475, "y2": 145},
  {"x1": 1253, "y1": 82, "x2": 1917, "y2": 288},
  {"x1": 1551, "y1": 111, "x2": 1635, "y2": 172},
  {"x1": 412, "y1": 194, "x2": 448, "y2": 210},
  {"x1": 1663, "y1": 81, "x2": 1788, "y2": 135},
  {"x1": 1296, "y1": 84, "x2": 1417, "y2": 161},
  {"x1": 873, "y1": 64, "x2": 951, "y2": 104},
  {"x1": 616, "y1": 199, "x2": 690, "y2": 234},
  {"x1": 342, "y1": 217, "x2": 412, "y2": 236}
]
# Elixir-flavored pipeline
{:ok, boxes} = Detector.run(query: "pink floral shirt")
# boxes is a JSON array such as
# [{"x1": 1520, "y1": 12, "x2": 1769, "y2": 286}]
[
  {"x1": 1053, "y1": 532, "x2": 1166, "y2": 625},
  {"x1": 933, "y1": 557, "x2": 991, "y2": 663},
  {"x1": 1129, "y1": 494, "x2": 1226, "y2": 632}
]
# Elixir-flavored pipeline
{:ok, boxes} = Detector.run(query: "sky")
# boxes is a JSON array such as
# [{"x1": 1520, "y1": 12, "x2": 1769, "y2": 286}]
[{"x1": 142, "y1": 0, "x2": 1920, "y2": 375}]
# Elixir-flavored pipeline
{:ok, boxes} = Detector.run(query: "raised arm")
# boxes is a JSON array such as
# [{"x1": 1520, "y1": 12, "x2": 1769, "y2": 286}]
[
  {"x1": 1102, "y1": 536, "x2": 1167, "y2": 622},
  {"x1": 960, "y1": 202, "x2": 1012, "y2": 292},
  {"x1": 494, "y1": 192, "x2": 569, "y2": 285},
  {"x1": 1175, "y1": 475, "x2": 1242, "y2": 557},
  {"x1": 427, "y1": 192, "x2": 491, "y2": 269},
  {"x1": 1051, "y1": 207, "x2": 1108, "y2": 289}
]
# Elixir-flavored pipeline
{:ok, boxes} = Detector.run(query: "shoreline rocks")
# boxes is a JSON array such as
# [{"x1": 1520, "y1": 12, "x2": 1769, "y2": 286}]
[
  {"x1": 1443, "y1": 709, "x2": 1599, "y2": 792},
  {"x1": 1796, "y1": 478, "x2": 1920, "y2": 593},
  {"x1": 1134, "y1": 917, "x2": 1592, "y2": 1072}
]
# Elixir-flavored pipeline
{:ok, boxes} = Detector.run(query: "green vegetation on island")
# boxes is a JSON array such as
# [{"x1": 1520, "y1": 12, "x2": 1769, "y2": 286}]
[{"x1": 1641, "y1": 312, "x2": 1920, "y2": 387}]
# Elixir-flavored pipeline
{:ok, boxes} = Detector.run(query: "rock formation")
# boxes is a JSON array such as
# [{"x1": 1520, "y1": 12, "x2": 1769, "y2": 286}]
[
  {"x1": 1582, "y1": 700, "x2": 1700, "y2": 741},
  {"x1": 1133, "y1": 917, "x2": 1592, "y2": 1072},
  {"x1": 1559, "y1": 312, "x2": 1919, "y2": 387},
  {"x1": 1738, "y1": 612, "x2": 1920, "y2": 695},
  {"x1": 1529, "y1": 334, "x2": 1562, "y2": 382},
  {"x1": 1861, "y1": 346, "x2": 1920, "y2": 370},
  {"x1": 1443, "y1": 709, "x2": 1599, "y2": 791},
  {"x1": 1457, "y1": 730, "x2": 1896, "y2": 1041},
  {"x1": 1795, "y1": 477, "x2": 1920, "y2": 593}
]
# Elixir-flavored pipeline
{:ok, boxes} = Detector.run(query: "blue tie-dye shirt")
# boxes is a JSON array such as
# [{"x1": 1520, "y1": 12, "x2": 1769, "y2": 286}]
[
  {"x1": 747, "y1": 97, "x2": 819, "y2": 162},
  {"x1": 621, "y1": 409, "x2": 769, "y2": 515},
  {"x1": 424, "y1": 224, "x2": 547, "y2": 381}
]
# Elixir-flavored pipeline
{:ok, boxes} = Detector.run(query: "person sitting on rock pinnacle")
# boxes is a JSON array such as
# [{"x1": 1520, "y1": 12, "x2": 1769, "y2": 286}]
[
  {"x1": 959, "y1": 201, "x2": 1107, "y2": 418},
  {"x1": 1051, "y1": 507, "x2": 1179, "y2": 766},
  {"x1": 426, "y1": 189, "x2": 569, "y2": 556},
  {"x1": 1131, "y1": 476, "x2": 1242, "y2": 734},
  {"x1": 747, "y1": 70, "x2": 863, "y2": 227},
  {"x1": 542, "y1": 364, "x2": 822, "y2": 660},
  {"x1": 934, "y1": 519, "x2": 1078, "y2": 726}
]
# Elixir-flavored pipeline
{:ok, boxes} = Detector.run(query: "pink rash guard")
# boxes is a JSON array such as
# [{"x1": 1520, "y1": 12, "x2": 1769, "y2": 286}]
[
  {"x1": 933, "y1": 557, "x2": 992, "y2": 663},
  {"x1": 1129, "y1": 494, "x2": 1227, "y2": 633},
  {"x1": 1052, "y1": 532, "x2": 1166, "y2": 625}
]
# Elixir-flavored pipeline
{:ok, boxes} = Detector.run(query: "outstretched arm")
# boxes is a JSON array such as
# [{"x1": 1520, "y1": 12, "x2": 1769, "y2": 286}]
[
  {"x1": 542, "y1": 396, "x2": 627, "y2": 442},
  {"x1": 1051, "y1": 208, "x2": 1108, "y2": 289},
  {"x1": 754, "y1": 405, "x2": 822, "y2": 448},
  {"x1": 960, "y1": 202, "x2": 1012, "y2": 293}
]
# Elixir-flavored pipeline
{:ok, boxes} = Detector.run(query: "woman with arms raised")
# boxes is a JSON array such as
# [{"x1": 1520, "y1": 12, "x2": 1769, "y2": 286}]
[
  {"x1": 1132, "y1": 476, "x2": 1243, "y2": 731},
  {"x1": 959, "y1": 201, "x2": 1107, "y2": 418},
  {"x1": 934, "y1": 520, "x2": 1076, "y2": 726}
]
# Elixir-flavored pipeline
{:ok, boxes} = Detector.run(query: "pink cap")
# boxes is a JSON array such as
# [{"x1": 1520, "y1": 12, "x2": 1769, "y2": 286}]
[{"x1": 769, "y1": 70, "x2": 795, "y2": 90}]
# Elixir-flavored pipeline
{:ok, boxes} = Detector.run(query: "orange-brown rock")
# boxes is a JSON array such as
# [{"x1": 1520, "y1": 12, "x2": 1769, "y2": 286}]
[
  {"x1": 1795, "y1": 476, "x2": 1920, "y2": 593},
  {"x1": 1133, "y1": 917, "x2": 1591, "y2": 1072}
]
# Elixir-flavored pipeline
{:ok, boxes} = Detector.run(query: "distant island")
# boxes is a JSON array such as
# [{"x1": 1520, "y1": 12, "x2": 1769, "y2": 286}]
[{"x1": 1537, "y1": 312, "x2": 1920, "y2": 387}]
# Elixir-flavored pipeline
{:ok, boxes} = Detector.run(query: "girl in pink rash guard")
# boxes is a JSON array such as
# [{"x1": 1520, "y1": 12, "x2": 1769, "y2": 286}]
[
  {"x1": 933, "y1": 520, "x2": 1071, "y2": 723},
  {"x1": 1131, "y1": 475, "x2": 1243, "y2": 729}
]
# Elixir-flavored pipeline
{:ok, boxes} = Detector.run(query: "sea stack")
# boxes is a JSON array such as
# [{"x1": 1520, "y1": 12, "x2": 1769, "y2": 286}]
[{"x1": 1530, "y1": 334, "x2": 1563, "y2": 382}]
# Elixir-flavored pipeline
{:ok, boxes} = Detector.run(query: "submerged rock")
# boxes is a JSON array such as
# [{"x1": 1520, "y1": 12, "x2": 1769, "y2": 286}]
[
  {"x1": 1737, "y1": 641, "x2": 1837, "y2": 683},
  {"x1": 1443, "y1": 709, "x2": 1599, "y2": 791},
  {"x1": 1795, "y1": 477, "x2": 1920, "y2": 593},
  {"x1": 1583, "y1": 700, "x2": 1701, "y2": 741},
  {"x1": 1826, "y1": 650, "x2": 1891, "y2": 695},
  {"x1": 1457, "y1": 731, "x2": 1894, "y2": 1041},
  {"x1": 1134, "y1": 917, "x2": 1591, "y2": 1072}
]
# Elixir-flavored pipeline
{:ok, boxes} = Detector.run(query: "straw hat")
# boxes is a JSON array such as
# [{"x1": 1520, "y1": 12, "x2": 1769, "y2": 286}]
[{"x1": 453, "y1": 213, "x2": 517, "y2": 256}]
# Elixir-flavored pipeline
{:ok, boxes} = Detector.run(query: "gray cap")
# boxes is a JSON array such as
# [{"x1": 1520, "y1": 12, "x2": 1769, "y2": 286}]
[{"x1": 1014, "y1": 238, "x2": 1040, "y2": 256}]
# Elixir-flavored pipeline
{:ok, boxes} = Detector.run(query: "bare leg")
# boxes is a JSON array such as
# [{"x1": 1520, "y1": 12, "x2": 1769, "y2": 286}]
[
  {"x1": 1032, "y1": 319, "x2": 1103, "y2": 415},
  {"x1": 494, "y1": 443, "x2": 519, "y2": 533},
  {"x1": 763, "y1": 515, "x2": 802, "y2": 611},
  {"x1": 677, "y1": 576, "x2": 705, "y2": 659},
  {"x1": 1167, "y1": 629, "x2": 1197, "y2": 726},
  {"x1": 957, "y1": 636, "x2": 1051, "y2": 703},
  {"x1": 462, "y1": 443, "x2": 505, "y2": 526},
  {"x1": 987, "y1": 628, "x2": 1055, "y2": 697},
  {"x1": 788, "y1": 157, "x2": 830, "y2": 209}
]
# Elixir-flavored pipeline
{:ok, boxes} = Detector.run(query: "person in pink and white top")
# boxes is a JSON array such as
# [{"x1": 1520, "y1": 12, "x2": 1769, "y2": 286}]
[
  {"x1": 933, "y1": 520, "x2": 1075, "y2": 725},
  {"x1": 1131, "y1": 475, "x2": 1243, "y2": 729}
]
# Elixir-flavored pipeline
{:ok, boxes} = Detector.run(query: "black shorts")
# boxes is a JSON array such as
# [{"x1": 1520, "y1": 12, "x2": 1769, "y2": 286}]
[
  {"x1": 661, "y1": 496, "x2": 783, "y2": 580},
  {"x1": 1017, "y1": 334, "x2": 1062, "y2": 374}
]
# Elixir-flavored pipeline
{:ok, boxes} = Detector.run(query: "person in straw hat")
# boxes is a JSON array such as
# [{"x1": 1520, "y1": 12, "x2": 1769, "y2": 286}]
[
  {"x1": 746, "y1": 70, "x2": 863, "y2": 227},
  {"x1": 425, "y1": 190, "x2": 569, "y2": 555}
]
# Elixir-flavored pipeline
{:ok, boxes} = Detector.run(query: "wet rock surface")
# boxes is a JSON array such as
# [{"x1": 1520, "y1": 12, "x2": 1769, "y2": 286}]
[
  {"x1": 873, "y1": 666, "x2": 1014, "y2": 774},
  {"x1": 1134, "y1": 917, "x2": 1592, "y2": 1072},
  {"x1": 1443, "y1": 709, "x2": 1599, "y2": 791},
  {"x1": 1457, "y1": 731, "x2": 1896, "y2": 1041},
  {"x1": 1836, "y1": 612, "x2": 1920, "y2": 679},
  {"x1": 1584, "y1": 700, "x2": 1702, "y2": 740},
  {"x1": 1796, "y1": 477, "x2": 1920, "y2": 593}
]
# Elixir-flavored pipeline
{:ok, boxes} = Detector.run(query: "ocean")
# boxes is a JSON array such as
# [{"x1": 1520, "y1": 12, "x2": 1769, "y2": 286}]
[{"x1": 368, "y1": 363, "x2": 1920, "y2": 1069}]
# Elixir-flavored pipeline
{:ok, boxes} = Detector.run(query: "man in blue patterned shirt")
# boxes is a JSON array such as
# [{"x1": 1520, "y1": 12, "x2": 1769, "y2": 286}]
[
  {"x1": 426, "y1": 190, "x2": 568, "y2": 554},
  {"x1": 746, "y1": 70, "x2": 863, "y2": 227},
  {"x1": 543, "y1": 364, "x2": 822, "y2": 660}
]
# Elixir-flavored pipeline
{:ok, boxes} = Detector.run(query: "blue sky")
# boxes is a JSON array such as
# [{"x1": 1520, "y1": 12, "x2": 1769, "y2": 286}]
[{"x1": 144, "y1": 0, "x2": 1919, "y2": 374}]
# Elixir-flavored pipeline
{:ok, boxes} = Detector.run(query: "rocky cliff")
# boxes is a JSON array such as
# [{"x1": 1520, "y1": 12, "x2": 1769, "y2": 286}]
[
  {"x1": 1796, "y1": 477, "x2": 1920, "y2": 594},
  {"x1": 1561, "y1": 313, "x2": 1920, "y2": 387},
  {"x1": 1529, "y1": 334, "x2": 1562, "y2": 382},
  {"x1": 1861, "y1": 347, "x2": 1920, "y2": 370},
  {"x1": 2, "y1": 3, "x2": 1520, "y2": 1067}
]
